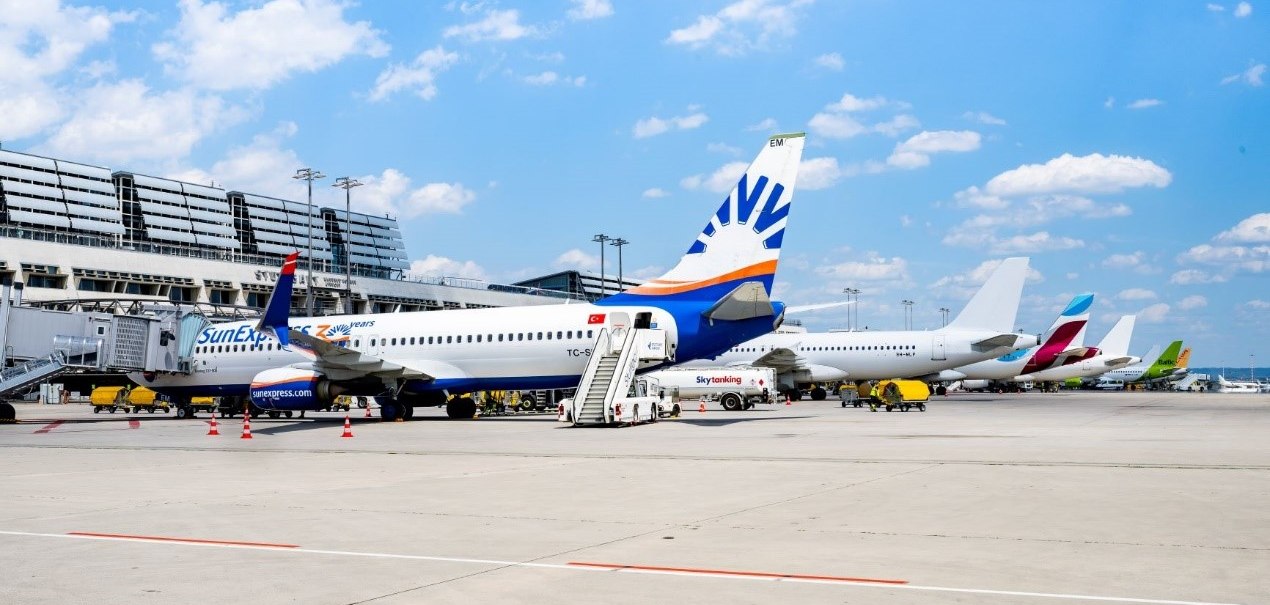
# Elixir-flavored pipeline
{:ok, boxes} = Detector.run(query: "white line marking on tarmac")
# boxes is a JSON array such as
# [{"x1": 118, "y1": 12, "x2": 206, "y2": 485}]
[{"x1": 0, "y1": 529, "x2": 1244, "y2": 605}]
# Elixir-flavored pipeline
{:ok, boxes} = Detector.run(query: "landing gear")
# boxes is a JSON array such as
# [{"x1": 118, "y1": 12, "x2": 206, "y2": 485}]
[
  {"x1": 445, "y1": 397, "x2": 477, "y2": 419},
  {"x1": 401, "y1": 404, "x2": 414, "y2": 420},
  {"x1": 810, "y1": 387, "x2": 827, "y2": 401},
  {"x1": 380, "y1": 401, "x2": 401, "y2": 421}
]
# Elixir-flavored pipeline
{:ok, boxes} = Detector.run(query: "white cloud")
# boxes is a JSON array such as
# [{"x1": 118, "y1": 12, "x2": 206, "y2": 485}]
[
  {"x1": 1208, "y1": 3, "x2": 1225, "y2": 11},
  {"x1": 931, "y1": 258, "x2": 1044, "y2": 290},
  {"x1": 747, "y1": 117, "x2": 778, "y2": 132},
  {"x1": 153, "y1": 0, "x2": 387, "y2": 91},
  {"x1": 872, "y1": 114, "x2": 920, "y2": 137},
  {"x1": 166, "y1": 122, "x2": 303, "y2": 199},
  {"x1": 1127, "y1": 98, "x2": 1163, "y2": 109},
  {"x1": 1216, "y1": 212, "x2": 1270, "y2": 242},
  {"x1": 1222, "y1": 63, "x2": 1266, "y2": 86},
  {"x1": 962, "y1": 111, "x2": 1007, "y2": 126},
  {"x1": 666, "y1": 0, "x2": 807, "y2": 55},
  {"x1": 444, "y1": 8, "x2": 536, "y2": 42},
  {"x1": 522, "y1": 71, "x2": 586, "y2": 86},
  {"x1": 707, "y1": 142, "x2": 743, "y2": 155},
  {"x1": 807, "y1": 111, "x2": 867, "y2": 139},
  {"x1": 984, "y1": 153, "x2": 1172, "y2": 197},
  {"x1": 886, "y1": 130, "x2": 981, "y2": 169},
  {"x1": 986, "y1": 231, "x2": 1085, "y2": 254},
  {"x1": 681, "y1": 161, "x2": 748, "y2": 193},
  {"x1": 1178, "y1": 243, "x2": 1270, "y2": 273},
  {"x1": 567, "y1": 0, "x2": 613, "y2": 20},
  {"x1": 1137, "y1": 303, "x2": 1171, "y2": 324},
  {"x1": 1169, "y1": 269, "x2": 1229, "y2": 285},
  {"x1": 814, "y1": 52, "x2": 844, "y2": 71},
  {"x1": 351, "y1": 170, "x2": 476, "y2": 219},
  {"x1": 816, "y1": 252, "x2": 912, "y2": 286},
  {"x1": 633, "y1": 111, "x2": 709, "y2": 138},
  {"x1": 1066, "y1": 272, "x2": 1080, "y2": 280},
  {"x1": 1177, "y1": 295, "x2": 1208, "y2": 310},
  {"x1": 1235, "y1": 1, "x2": 1253, "y2": 17},
  {"x1": 826, "y1": 92, "x2": 889, "y2": 112},
  {"x1": 1245, "y1": 299, "x2": 1270, "y2": 310},
  {"x1": 0, "y1": 1, "x2": 134, "y2": 140},
  {"x1": 1117, "y1": 288, "x2": 1158, "y2": 301},
  {"x1": 799, "y1": 157, "x2": 843, "y2": 190},
  {"x1": 553, "y1": 248, "x2": 599, "y2": 271},
  {"x1": 369, "y1": 46, "x2": 459, "y2": 101},
  {"x1": 952, "y1": 186, "x2": 1009, "y2": 210},
  {"x1": 642, "y1": 188, "x2": 669, "y2": 199},
  {"x1": 1104, "y1": 96, "x2": 1116, "y2": 109},
  {"x1": 1102, "y1": 251, "x2": 1146, "y2": 269},
  {"x1": 41, "y1": 79, "x2": 247, "y2": 165},
  {"x1": 407, "y1": 255, "x2": 488, "y2": 281}
]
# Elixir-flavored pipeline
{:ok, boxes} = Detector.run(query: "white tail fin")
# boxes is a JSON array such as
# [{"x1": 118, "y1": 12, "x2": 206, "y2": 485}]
[
  {"x1": 604, "y1": 133, "x2": 805, "y2": 303},
  {"x1": 1096, "y1": 315, "x2": 1136, "y2": 356},
  {"x1": 945, "y1": 257, "x2": 1030, "y2": 333}
]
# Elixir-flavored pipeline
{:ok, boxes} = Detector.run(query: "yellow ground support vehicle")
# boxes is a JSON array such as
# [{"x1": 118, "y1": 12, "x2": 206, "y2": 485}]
[
  {"x1": 869, "y1": 380, "x2": 930, "y2": 412},
  {"x1": 127, "y1": 387, "x2": 171, "y2": 414},
  {"x1": 90, "y1": 386, "x2": 130, "y2": 414}
]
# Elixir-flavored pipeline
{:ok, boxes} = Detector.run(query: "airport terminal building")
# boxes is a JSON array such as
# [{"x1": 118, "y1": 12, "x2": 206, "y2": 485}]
[{"x1": 0, "y1": 149, "x2": 572, "y2": 316}]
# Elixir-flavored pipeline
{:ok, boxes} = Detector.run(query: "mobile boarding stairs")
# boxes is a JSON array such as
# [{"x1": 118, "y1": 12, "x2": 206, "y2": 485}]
[{"x1": 561, "y1": 321, "x2": 669, "y2": 426}]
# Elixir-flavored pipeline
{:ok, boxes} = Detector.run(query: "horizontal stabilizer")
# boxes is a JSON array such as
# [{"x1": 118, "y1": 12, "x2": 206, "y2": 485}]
[
  {"x1": 786, "y1": 300, "x2": 853, "y2": 314},
  {"x1": 1060, "y1": 347, "x2": 1092, "y2": 358},
  {"x1": 1104, "y1": 356, "x2": 1135, "y2": 366},
  {"x1": 972, "y1": 333, "x2": 1022, "y2": 349},
  {"x1": 702, "y1": 281, "x2": 775, "y2": 322}
]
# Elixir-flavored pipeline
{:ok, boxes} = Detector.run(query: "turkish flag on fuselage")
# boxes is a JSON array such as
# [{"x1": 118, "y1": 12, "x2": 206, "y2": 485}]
[{"x1": 587, "y1": 313, "x2": 605, "y2": 324}]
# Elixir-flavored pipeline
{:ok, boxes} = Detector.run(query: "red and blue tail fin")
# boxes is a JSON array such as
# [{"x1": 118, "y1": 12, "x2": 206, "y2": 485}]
[
  {"x1": 256, "y1": 252, "x2": 299, "y2": 347},
  {"x1": 600, "y1": 133, "x2": 805, "y2": 306}
]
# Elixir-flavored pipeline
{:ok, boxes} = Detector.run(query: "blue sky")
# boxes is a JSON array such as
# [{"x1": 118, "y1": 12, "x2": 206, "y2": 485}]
[{"x1": 1, "y1": 1, "x2": 1267, "y2": 366}]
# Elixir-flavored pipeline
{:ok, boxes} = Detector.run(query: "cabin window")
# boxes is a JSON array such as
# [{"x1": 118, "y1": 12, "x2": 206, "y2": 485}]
[
  {"x1": 476, "y1": 335, "x2": 482, "y2": 343},
  {"x1": 556, "y1": 331, "x2": 563, "y2": 340},
  {"x1": 466, "y1": 335, "x2": 472, "y2": 343},
  {"x1": 517, "y1": 333, "x2": 523, "y2": 341},
  {"x1": 498, "y1": 334, "x2": 504, "y2": 342},
  {"x1": 487, "y1": 334, "x2": 492, "y2": 342},
  {"x1": 537, "y1": 332, "x2": 543, "y2": 340}
]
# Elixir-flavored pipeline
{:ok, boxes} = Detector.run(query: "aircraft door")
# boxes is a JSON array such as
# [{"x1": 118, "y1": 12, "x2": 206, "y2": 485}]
[
  {"x1": 931, "y1": 333, "x2": 947, "y2": 361},
  {"x1": 366, "y1": 335, "x2": 384, "y2": 356},
  {"x1": 634, "y1": 312, "x2": 653, "y2": 329},
  {"x1": 609, "y1": 312, "x2": 631, "y2": 340}
]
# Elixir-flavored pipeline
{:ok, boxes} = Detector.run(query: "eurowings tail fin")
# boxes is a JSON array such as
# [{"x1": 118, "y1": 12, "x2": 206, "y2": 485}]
[
  {"x1": 256, "y1": 251, "x2": 299, "y2": 348},
  {"x1": 1096, "y1": 315, "x2": 1136, "y2": 357},
  {"x1": 599, "y1": 133, "x2": 805, "y2": 305},
  {"x1": 945, "y1": 257, "x2": 1030, "y2": 333}
]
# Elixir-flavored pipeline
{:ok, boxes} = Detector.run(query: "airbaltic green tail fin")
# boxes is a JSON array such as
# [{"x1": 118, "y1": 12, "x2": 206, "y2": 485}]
[{"x1": 1147, "y1": 340, "x2": 1184, "y2": 377}]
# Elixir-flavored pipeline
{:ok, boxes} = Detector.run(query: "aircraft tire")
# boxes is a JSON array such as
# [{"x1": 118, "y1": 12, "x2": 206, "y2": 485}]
[
  {"x1": 810, "y1": 387, "x2": 827, "y2": 401},
  {"x1": 401, "y1": 404, "x2": 414, "y2": 420},
  {"x1": 0, "y1": 402, "x2": 15, "y2": 424},
  {"x1": 381, "y1": 401, "x2": 401, "y2": 421}
]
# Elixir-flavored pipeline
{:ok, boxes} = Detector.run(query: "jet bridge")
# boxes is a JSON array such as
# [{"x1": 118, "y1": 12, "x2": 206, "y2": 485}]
[{"x1": 0, "y1": 278, "x2": 211, "y2": 421}]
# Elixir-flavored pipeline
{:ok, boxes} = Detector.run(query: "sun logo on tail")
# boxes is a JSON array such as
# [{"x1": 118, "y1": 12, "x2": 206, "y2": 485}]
[{"x1": 688, "y1": 173, "x2": 789, "y2": 255}]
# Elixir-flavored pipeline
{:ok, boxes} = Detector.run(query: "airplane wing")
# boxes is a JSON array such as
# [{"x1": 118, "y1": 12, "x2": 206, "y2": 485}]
[
  {"x1": 287, "y1": 330, "x2": 432, "y2": 380},
  {"x1": 786, "y1": 300, "x2": 853, "y2": 314},
  {"x1": 972, "y1": 333, "x2": 1022, "y2": 348},
  {"x1": 746, "y1": 346, "x2": 803, "y2": 373}
]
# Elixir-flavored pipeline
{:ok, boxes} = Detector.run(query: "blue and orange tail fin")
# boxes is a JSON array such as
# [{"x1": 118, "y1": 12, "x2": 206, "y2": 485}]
[
  {"x1": 600, "y1": 133, "x2": 805, "y2": 306},
  {"x1": 256, "y1": 251, "x2": 299, "y2": 347}
]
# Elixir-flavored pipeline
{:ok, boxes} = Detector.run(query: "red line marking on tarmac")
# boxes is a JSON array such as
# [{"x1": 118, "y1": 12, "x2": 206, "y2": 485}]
[
  {"x1": 66, "y1": 532, "x2": 299, "y2": 549},
  {"x1": 128, "y1": 419, "x2": 140, "y2": 429},
  {"x1": 567, "y1": 561, "x2": 908, "y2": 585},
  {"x1": 33, "y1": 420, "x2": 64, "y2": 434}
]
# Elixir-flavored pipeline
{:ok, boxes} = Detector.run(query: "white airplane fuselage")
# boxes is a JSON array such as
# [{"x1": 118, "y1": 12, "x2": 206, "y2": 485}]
[
  {"x1": 132, "y1": 303, "x2": 696, "y2": 397},
  {"x1": 689, "y1": 328, "x2": 1038, "y2": 383},
  {"x1": 1020, "y1": 354, "x2": 1141, "y2": 381}
]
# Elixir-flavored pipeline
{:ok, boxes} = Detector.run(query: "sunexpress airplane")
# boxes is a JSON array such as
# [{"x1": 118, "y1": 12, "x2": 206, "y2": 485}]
[{"x1": 132, "y1": 133, "x2": 806, "y2": 420}]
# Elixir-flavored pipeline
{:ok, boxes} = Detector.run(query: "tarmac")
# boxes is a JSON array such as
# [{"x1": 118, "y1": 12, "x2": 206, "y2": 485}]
[{"x1": 1, "y1": 390, "x2": 1267, "y2": 605}]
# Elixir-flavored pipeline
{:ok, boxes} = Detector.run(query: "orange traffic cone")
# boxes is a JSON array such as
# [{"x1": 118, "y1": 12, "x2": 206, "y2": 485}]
[
  {"x1": 363, "y1": 398, "x2": 372, "y2": 418},
  {"x1": 698, "y1": 400, "x2": 706, "y2": 413},
  {"x1": 786, "y1": 395, "x2": 792, "y2": 406},
  {"x1": 240, "y1": 415, "x2": 252, "y2": 439},
  {"x1": 341, "y1": 413, "x2": 354, "y2": 438},
  {"x1": 207, "y1": 415, "x2": 220, "y2": 436}
]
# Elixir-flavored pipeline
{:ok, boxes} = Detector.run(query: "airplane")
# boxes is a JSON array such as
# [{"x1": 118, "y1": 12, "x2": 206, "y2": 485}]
[
  {"x1": 1098, "y1": 340, "x2": 1185, "y2": 386},
  {"x1": 681, "y1": 257, "x2": 1040, "y2": 399},
  {"x1": 939, "y1": 293, "x2": 1093, "y2": 389},
  {"x1": 1017, "y1": 315, "x2": 1139, "y2": 382},
  {"x1": 132, "y1": 133, "x2": 807, "y2": 420}
]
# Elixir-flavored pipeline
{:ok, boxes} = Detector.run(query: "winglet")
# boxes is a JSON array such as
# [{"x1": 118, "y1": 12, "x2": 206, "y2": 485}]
[{"x1": 256, "y1": 252, "x2": 299, "y2": 348}]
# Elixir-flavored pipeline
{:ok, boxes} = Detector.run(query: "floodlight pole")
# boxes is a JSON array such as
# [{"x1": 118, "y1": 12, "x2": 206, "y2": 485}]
[
  {"x1": 592, "y1": 233, "x2": 610, "y2": 300},
  {"x1": 293, "y1": 167, "x2": 325, "y2": 317},
  {"x1": 333, "y1": 177, "x2": 363, "y2": 315},
  {"x1": 610, "y1": 238, "x2": 628, "y2": 292},
  {"x1": 901, "y1": 299, "x2": 914, "y2": 330}
]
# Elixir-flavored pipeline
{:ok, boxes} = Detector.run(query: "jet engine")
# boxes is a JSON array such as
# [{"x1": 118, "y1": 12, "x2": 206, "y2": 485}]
[{"x1": 249, "y1": 368, "x2": 337, "y2": 410}]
